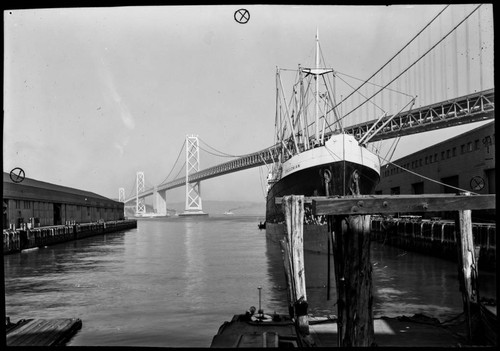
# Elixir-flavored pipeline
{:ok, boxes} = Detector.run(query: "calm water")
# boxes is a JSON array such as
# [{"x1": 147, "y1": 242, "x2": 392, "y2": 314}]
[{"x1": 3, "y1": 215, "x2": 496, "y2": 347}]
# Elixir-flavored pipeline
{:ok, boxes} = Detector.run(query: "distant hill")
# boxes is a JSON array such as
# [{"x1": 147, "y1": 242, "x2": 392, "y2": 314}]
[{"x1": 125, "y1": 200, "x2": 265, "y2": 217}]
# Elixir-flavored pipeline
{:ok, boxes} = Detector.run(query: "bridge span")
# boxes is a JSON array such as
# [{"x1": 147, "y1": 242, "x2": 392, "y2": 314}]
[{"x1": 124, "y1": 88, "x2": 494, "y2": 209}]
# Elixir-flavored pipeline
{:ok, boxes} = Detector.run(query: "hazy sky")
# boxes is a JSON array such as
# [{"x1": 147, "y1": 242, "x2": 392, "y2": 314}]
[{"x1": 3, "y1": 4, "x2": 494, "y2": 205}]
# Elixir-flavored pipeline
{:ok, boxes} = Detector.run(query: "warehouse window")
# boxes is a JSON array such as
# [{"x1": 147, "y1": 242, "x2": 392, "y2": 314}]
[
  {"x1": 412, "y1": 182, "x2": 424, "y2": 195},
  {"x1": 15, "y1": 200, "x2": 20, "y2": 209},
  {"x1": 24, "y1": 201, "x2": 31, "y2": 209}
]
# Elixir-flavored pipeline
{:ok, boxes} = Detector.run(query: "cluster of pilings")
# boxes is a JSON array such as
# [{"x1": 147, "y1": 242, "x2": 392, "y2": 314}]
[
  {"x1": 3, "y1": 219, "x2": 137, "y2": 254},
  {"x1": 280, "y1": 193, "x2": 495, "y2": 347},
  {"x1": 370, "y1": 216, "x2": 496, "y2": 270}
]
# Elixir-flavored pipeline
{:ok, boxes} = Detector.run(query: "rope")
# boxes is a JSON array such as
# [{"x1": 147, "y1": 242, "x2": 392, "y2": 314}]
[
  {"x1": 382, "y1": 136, "x2": 402, "y2": 164},
  {"x1": 378, "y1": 153, "x2": 479, "y2": 195},
  {"x1": 335, "y1": 74, "x2": 388, "y2": 116},
  {"x1": 258, "y1": 166, "x2": 267, "y2": 198},
  {"x1": 336, "y1": 71, "x2": 414, "y2": 98}
]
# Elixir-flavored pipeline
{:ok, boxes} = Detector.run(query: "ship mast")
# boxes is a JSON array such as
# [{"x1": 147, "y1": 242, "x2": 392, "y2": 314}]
[{"x1": 315, "y1": 29, "x2": 320, "y2": 144}]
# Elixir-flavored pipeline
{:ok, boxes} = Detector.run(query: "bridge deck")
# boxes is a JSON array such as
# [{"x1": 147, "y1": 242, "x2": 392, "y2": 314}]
[{"x1": 125, "y1": 89, "x2": 494, "y2": 203}]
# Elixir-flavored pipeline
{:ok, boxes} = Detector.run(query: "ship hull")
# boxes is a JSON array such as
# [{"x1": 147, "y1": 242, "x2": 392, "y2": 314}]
[{"x1": 265, "y1": 134, "x2": 380, "y2": 249}]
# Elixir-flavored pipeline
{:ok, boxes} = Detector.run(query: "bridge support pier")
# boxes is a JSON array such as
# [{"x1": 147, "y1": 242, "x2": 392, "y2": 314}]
[
  {"x1": 154, "y1": 187, "x2": 167, "y2": 216},
  {"x1": 179, "y1": 135, "x2": 208, "y2": 217}
]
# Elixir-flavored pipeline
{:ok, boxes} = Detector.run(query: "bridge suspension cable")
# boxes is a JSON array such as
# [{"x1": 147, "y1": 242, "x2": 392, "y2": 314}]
[
  {"x1": 328, "y1": 4, "x2": 449, "y2": 123},
  {"x1": 172, "y1": 160, "x2": 186, "y2": 180},
  {"x1": 158, "y1": 139, "x2": 186, "y2": 185},
  {"x1": 198, "y1": 137, "x2": 246, "y2": 158},
  {"x1": 329, "y1": 3, "x2": 482, "y2": 131}
]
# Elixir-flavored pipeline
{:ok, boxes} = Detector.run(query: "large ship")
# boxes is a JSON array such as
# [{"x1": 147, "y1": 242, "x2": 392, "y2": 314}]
[{"x1": 265, "y1": 32, "x2": 381, "y2": 249}]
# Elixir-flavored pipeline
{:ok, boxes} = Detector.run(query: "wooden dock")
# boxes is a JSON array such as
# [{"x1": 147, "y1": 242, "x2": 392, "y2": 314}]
[
  {"x1": 6, "y1": 317, "x2": 82, "y2": 346},
  {"x1": 3, "y1": 219, "x2": 137, "y2": 255},
  {"x1": 279, "y1": 193, "x2": 496, "y2": 347}
]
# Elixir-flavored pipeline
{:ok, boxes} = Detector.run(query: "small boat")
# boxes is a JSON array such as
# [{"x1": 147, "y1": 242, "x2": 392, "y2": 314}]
[
  {"x1": 224, "y1": 210, "x2": 235, "y2": 215},
  {"x1": 211, "y1": 286, "x2": 312, "y2": 348},
  {"x1": 210, "y1": 309, "x2": 303, "y2": 348},
  {"x1": 258, "y1": 221, "x2": 266, "y2": 230}
]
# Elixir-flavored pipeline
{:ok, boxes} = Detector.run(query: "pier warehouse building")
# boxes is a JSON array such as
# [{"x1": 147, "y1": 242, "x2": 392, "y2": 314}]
[
  {"x1": 3, "y1": 172, "x2": 125, "y2": 229},
  {"x1": 375, "y1": 121, "x2": 495, "y2": 221}
]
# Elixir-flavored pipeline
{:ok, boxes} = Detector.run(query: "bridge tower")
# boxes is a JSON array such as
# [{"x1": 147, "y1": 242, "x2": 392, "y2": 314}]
[
  {"x1": 136, "y1": 171, "x2": 146, "y2": 216},
  {"x1": 179, "y1": 135, "x2": 208, "y2": 216},
  {"x1": 118, "y1": 188, "x2": 125, "y2": 203}
]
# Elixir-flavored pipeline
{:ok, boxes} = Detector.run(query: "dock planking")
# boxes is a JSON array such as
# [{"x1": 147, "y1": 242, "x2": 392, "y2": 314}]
[{"x1": 6, "y1": 318, "x2": 82, "y2": 346}]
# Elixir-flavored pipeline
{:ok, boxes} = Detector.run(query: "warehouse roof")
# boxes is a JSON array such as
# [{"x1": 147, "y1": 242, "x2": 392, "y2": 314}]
[{"x1": 3, "y1": 172, "x2": 121, "y2": 207}]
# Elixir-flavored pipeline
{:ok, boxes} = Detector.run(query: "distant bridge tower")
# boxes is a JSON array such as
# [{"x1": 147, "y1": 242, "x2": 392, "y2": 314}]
[
  {"x1": 179, "y1": 135, "x2": 207, "y2": 216},
  {"x1": 118, "y1": 188, "x2": 125, "y2": 203},
  {"x1": 136, "y1": 171, "x2": 146, "y2": 216}
]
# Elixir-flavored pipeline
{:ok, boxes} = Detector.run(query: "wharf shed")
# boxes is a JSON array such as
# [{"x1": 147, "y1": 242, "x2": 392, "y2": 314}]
[
  {"x1": 375, "y1": 121, "x2": 495, "y2": 220},
  {"x1": 376, "y1": 121, "x2": 495, "y2": 195},
  {"x1": 3, "y1": 172, "x2": 124, "y2": 229}
]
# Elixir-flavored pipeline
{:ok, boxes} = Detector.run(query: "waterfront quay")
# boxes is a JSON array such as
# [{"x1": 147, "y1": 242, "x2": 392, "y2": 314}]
[
  {"x1": 276, "y1": 194, "x2": 496, "y2": 347},
  {"x1": 3, "y1": 171, "x2": 137, "y2": 254},
  {"x1": 371, "y1": 216, "x2": 496, "y2": 271},
  {"x1": 3, "y1": 219, "x2": 137, "y2": 254}
]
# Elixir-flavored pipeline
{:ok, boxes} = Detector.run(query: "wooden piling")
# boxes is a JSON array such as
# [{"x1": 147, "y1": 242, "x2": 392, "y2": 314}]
[
  {"x1": 280, "y1": 238, "x2": 295, "y2": 318},
  {"x1": 282, "y1": 195, "x2": 309, "y2": 335},
  {"x1": 330, "y1": 214, "x2": 374, "y2": 347},
  {"x1": 305, "y1": 193, "x2": 494, "y2": 347},
  {"x1": 454, "y1": 193, "x2": 481, "y2": 342}
]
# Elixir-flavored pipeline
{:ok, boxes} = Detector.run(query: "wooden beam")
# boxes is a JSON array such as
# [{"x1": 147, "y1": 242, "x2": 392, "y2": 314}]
[{"x1": 311, "y1": 194, "x2": 495, "y2": 215}]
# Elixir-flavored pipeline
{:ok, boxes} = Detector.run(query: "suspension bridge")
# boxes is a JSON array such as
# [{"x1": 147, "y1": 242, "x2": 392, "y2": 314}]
[{"x1": 119, "y1": 5, "x2": 494, "y2": 216}]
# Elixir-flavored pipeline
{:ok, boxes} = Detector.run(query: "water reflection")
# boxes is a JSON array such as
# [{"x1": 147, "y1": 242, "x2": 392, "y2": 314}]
[
  {"x1": 262, "y1": 236, "x2": 494, "y2": 323},
  {"x1": 3, "y1": 217, "x2": 495, "y2": 347}
]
